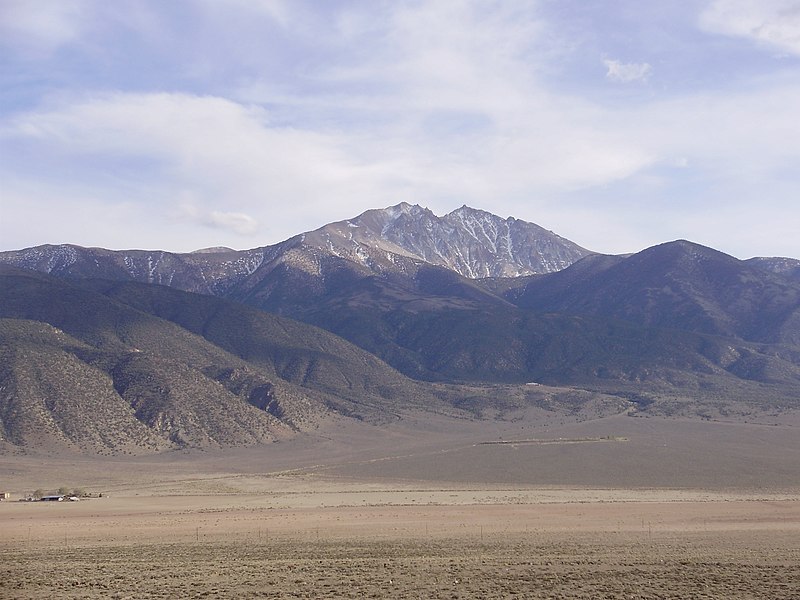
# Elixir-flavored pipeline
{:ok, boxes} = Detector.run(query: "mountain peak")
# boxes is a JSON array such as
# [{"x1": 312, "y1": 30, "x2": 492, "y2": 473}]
[
  {"x1": 340, "y1": 204, "x2": 591, "y2": 278},
  {"x1": 386, "y1": 201, "x2": 426, "y2": 214},
  {"x1": 447, "y1": 204, "x2": 496, "y2": 218},
  {"x1": 191, "y1": 246, "x2": 236, "y2": 254},
  {"x1": 638, "y1": 240, "x2": 737, "y2": 268}
]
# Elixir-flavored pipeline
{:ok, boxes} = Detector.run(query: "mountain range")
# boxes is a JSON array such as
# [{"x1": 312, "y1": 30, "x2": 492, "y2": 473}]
[{"x1": 2, "y1": 204, "x2": 800, "y2": 454}]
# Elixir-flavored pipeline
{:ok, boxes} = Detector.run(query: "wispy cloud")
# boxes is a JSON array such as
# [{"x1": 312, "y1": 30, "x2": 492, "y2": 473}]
[
  {"x1": 699, "y1": 0, "x2": 800, "y2": 56},
  {"x1": 603, "y1": 59, "x2": 653, "y2": 83},
  {"x1": 0, "y1": 0, "x2": 90, "y2": 55},
  {"x1": 1, "y1": 91, "x2": 383, "y2": 242},
  {"x1": 180, "y1": 203, "x2": 259, "y2": 235}
]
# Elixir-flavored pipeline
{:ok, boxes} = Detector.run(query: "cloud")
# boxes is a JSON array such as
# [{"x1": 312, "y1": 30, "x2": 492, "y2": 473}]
[
  {"x1": 4, "y1": 91, "x2": 358, "y2": 188},
  {"x1": 204, "y1": 0, "x2": 294, "y2": 24},
  {"x1": 603, "y1": 59, "x2": 653, "y2": 83},
  {"x1": 0, "y1": 92, "x2": 354, "y2": 244},
  {"x1": 207, "y1": 211, "x2": 258, "y2": 235},
  {"x1": 699, "y1": 0, "x2": 800, "y2": 55},
  {"x1": 0, "y1": 0, "x2": 90, "y2": 54},
  {"x1": 178, "y1": 202, "x2": 259, "y2": 235},
  {"x1": 236, "y1": 1, "x2": 656, "y2": 197}
]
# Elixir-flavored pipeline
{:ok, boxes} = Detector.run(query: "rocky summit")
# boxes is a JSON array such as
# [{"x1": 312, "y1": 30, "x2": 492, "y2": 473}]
[{"x1": 309, "y1": 203, "x2": 592, "y2": 278}]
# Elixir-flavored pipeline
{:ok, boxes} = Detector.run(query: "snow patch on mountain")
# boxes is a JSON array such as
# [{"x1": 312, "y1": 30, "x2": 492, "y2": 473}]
[{"x1": 333, "y1": 204, "x2": 592, "y2": 279}]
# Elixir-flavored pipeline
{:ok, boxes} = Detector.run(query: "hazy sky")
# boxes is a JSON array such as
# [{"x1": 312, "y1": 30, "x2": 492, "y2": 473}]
[{"x1": 2, "y1": 0, "x2": 799, "y2": 258}]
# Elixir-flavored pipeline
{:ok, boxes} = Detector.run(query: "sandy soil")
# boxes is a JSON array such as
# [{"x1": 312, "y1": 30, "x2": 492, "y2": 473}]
[
  {"x1": 1, "y1": 489, "x2": 799, "y2": 599},
  {"x1": 2, "y1": 415, "x2": 800, "y2": 598}
]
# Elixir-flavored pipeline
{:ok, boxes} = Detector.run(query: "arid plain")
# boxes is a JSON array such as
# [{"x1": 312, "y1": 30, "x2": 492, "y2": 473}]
[{"x1": 2, "y1": 413, "x2": 799, "y2": 599}]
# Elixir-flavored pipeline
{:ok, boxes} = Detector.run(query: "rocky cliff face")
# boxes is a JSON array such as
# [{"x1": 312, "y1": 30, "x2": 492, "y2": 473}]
[{"x1": 312, "y1": 203, "x2": 592, "y2": 278}]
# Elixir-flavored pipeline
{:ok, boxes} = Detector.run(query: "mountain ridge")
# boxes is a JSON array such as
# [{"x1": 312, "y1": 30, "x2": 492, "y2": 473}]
[
  {"x1": 511, "y1": 240, "x2": 800, "y2": 345},
  {"x1": 3, "y1": 205, "x2": 795, "y2": 289},
  {"x1": 3, "y1": 205, "x2": 800, "y2": 455},
  {"x1": 1, "y1": 265, "x2": 637, "y2": 454},
  {"x1": 0, "y1": 204, "x2": 592, "y2": 290}
]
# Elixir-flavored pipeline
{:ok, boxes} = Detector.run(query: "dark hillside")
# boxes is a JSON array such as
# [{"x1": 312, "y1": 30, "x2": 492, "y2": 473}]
[
  {"x1": 82, "y1": 277, "x2": 451, "y2": 416},
  {"x1": 513, "y1": 241, "x2": 800, "y2": 345},
  {"x1": 0, "y1": 268, "x2": 335, "y2": 451}
]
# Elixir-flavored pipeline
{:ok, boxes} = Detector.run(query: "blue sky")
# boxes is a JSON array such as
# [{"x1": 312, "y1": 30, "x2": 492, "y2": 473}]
[{"x1": 1, "y1": 0, "x2": 799, "y2": 259}]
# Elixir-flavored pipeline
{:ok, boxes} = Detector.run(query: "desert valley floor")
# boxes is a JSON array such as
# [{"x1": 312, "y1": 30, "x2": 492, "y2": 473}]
[{"x1": 2, "y1": 414, "x2": 799, "y2": 599}]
